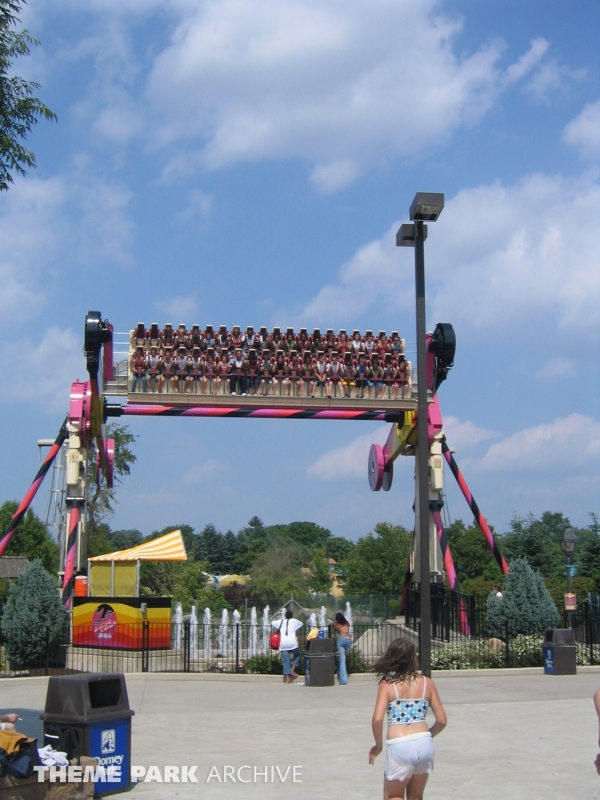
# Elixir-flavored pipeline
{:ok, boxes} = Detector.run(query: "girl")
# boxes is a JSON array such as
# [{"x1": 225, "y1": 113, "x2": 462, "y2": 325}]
[
  {"x1": 333, "y1": 612, "x2": 352, "y2": 684},
  {"x1": 369, "y1": 639, "x2": 446, "y2": 800}
]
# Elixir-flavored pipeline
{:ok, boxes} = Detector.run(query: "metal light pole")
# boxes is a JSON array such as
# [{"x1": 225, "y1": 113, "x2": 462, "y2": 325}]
[
  {"x1": 397, "y1": 192, "x2": 444, "y2": 677},
  {"x1": 560, "y1": 527, "x2": 578, "y2": 629}
]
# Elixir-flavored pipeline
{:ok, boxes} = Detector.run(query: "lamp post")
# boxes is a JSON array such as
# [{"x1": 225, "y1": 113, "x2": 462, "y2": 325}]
[
  {"x1": 559, "y1": 526, "x2": 578, "y2": 628},
  {"x1": 397, "y1": 192, "x2": 444, "y2": 677}
]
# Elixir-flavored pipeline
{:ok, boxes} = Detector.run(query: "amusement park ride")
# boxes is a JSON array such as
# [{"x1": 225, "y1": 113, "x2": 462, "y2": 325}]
[{"x1": 0, "y1": 312, "x2": 508, "y2": 604}]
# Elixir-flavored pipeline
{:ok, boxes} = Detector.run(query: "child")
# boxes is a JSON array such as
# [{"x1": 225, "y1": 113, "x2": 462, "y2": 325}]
[{"x1": 369, "y1": 638, "x2": 446, "y2": 800}]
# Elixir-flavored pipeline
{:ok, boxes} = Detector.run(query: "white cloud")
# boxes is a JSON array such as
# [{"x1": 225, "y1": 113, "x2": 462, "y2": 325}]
[
  {"x1": 536, "y1": 358, "x2": 577, "y2": 381},
  {"x1": 307, "y1": 425, "x2": 388, "y2": 481},
  {"x1": 156, "y1": 295, "x2": 198, "y2": 320},
  {"x1": 443, "y1": 416, "x2": 497, "y2": 451},
  {"x1": 299, "y1": 171, "x2": 600, "y2": 333},
  {"x1": 503, "y1": 37, "x2": 548, "y2": 85},
  {"x1": 563, "y1": 99, "x2": 600, "y2": 159},
  {"x1": 525, "y1": 60, "x2": 585, "y2": 101},
  {"x1": 477, "y1": 414, "x2": 600, "y2": 472},
  {"x1": 129, "y1": 0, "x2": 560, "y2": 189},
  {"x1": 0, "y1": 327, "x2": 83, "y2": 412},
  {"x1": 0, "y1": 177, "x2": 68, "y2": 328},
  {"x1": 183, "y1": 460, "x2": 227, "y2": 483},
  {"x1": 174, "y1": 189, "x2": 214, "y2": 225}
]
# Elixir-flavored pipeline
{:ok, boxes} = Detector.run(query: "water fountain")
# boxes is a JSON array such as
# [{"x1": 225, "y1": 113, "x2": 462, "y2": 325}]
[
  {"x1": 319, "y1": 605, "x2": 327, "y2": 631},
  {"x1": 308, "y1": 612, "x2": 317, "y2": 631},
  {"x1": 189, "y1": 605, "x2": 198, "y2": 658},
  {"x1": 261, "y1": 605, "x2": 271, "y2": 654},
  {"x1": 232, "y1": 609, "x2": 241, "y2": 663},
  {"x1": 249, "y1": 607, "x2": 258, "y2": 657},
  {"x1": 345, "y1": 601, "x2": 353, "y2": 636},
  {"x1": 218, "y1": 608, "x2": 230, "y2": 657},
  {"x1": 202, "y1": 607, "x2": 211, "y2": 661},
  {"x1": 174, "y1": 602, "x2": 183, "y2": 651}
]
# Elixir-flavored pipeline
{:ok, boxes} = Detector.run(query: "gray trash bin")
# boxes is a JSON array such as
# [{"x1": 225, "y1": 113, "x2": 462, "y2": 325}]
[
  {"x1": 40, "y1": 673, "x2": 134, "y2": 795},
  {"x1": 305, "y1": 638, "x2": 335, "y2": 686},
  {"x1": 543, "y1": 629, "x2": 576, "y2": 675}
]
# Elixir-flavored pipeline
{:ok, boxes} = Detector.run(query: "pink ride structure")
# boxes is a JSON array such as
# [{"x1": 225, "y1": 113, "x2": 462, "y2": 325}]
[{"x1": 0, "y1": 313, "x2": 507, "y2": 610}]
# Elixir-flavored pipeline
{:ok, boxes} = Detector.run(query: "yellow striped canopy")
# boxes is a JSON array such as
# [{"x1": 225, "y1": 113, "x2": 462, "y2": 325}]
[{"x1": 89, "y1": 530, "x2": 187, "y2": 562}]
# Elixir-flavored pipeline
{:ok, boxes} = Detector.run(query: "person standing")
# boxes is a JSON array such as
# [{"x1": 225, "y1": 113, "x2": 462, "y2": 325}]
[
  {"x1": 272, "y1": 610, "x2": 303, "y2": 684},
  {"x1": 334, "y1": 612, "x2": 353, "y2": 685},
  {"x1": 369, "y1": 638, "x2": 446, "y2": 800}
]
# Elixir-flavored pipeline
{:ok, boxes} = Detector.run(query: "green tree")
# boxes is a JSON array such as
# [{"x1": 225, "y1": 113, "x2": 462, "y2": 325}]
[
  {"x1": 446, "y1": 519, "x2": 502, "y2": 594},
  {"x1": 248, "y1": 541, "x2": 305, "y2": 599},
  {"x1": 344, "y1": 523, "x2": 411, "y2": 595},
  {"x1": 277, "y1": 521, "x2": 331, "y2": 551},
  {"x1": 172, "y1": 562, "x2": 210, "y2": 610},
  {"x1": 487, "y1": 557, "x2": 559, "y2": 639},
  {"x1": 1, "y1": 559, "x2": 68, "y2": 669},
  {"x1": 327, "y1": 536, "x2": 355, "y2": 565},
  {"x1": 110, "y1": 529, "x2": 143, "y2": 550},
  {"x1": 138, "y1": 561, "x2": 184, "y2": 597},
  {"x1": 235, "y1": 517, "x2": 269, "y2": 573},
  {"x1": 574, "y1": 514, "x2": 600, "y2": 588},
  {"x1": 0, "y1": 501, "x2": 58, "y2": 573},
  {"x1": 0, "y1": 1, "x2": 56, "y2": 190},
  {"x1": 307, "y1": 547, "x2": 331, "y2": 593},
  {"x1": 500, "y1": 512, "x2": 568, "y2": 579},
  {"x1": 87, "y1": 423, "x2": 137, "y2": 553}
]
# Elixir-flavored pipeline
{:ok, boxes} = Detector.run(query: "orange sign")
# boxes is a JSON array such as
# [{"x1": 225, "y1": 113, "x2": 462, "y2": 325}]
[{"x1": 564, "y1": 593, "x2": 577, "y2": 611}]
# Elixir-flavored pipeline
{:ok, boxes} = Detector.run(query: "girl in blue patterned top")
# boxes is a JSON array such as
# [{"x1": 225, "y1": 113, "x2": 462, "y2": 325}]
[{"x1": 369, "y1": 638, "x2": 446, "y2": 800}]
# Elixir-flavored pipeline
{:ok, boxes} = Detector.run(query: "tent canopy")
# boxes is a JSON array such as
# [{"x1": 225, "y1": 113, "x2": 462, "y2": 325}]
[{"x1": 89, "y1": 530, "x2": 187, "y2": 563}]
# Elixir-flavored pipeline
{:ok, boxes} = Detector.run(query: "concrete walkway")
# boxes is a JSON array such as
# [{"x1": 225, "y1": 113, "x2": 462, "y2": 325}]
[{"x1": 1, "y1": 668, "x2": 599, "y2": 799}]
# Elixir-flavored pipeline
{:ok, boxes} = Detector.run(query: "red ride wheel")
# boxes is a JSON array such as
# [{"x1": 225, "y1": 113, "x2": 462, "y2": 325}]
[{"x1": 368, "y1": 444, "x2": 384, "y2": 491}]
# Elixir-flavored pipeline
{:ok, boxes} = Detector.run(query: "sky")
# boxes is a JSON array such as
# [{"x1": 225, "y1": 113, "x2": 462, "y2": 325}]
[{"x1": 0, "y1": 0, "x2": 599, "y2": 543}]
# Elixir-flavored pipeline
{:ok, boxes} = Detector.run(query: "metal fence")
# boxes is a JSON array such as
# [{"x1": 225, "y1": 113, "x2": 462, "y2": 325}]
[{"x1": 1, "y1": 590, "x2": 599, "y2": 678}]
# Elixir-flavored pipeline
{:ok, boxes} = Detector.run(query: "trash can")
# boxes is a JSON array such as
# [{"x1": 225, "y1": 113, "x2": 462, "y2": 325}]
[
  {"x1": 305, "y1": 638, "x2": 335, "y2": 686},
  {"x1": 40, "y1": 673, "x2": 134, "y2": 795},
  {"x1": 543, "y1": 629, "x2": 576, "y2": 675}
]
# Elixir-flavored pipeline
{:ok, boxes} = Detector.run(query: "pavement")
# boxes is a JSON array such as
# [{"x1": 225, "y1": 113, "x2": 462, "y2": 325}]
[{"x1": 2, "y1": 667, "x2": 600, "y2": 799}]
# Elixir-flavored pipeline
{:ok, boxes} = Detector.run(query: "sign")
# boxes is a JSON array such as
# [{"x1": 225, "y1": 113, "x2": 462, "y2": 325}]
[
  {"x1": 543, "y1": 646, "x2": 555, "y2": 675},
  {"x1": 564, "y1": 593, "x2": 577, "y2": 611},
  {"x1": 89, "y1": 718, "x2": 130, "y2": 795}
]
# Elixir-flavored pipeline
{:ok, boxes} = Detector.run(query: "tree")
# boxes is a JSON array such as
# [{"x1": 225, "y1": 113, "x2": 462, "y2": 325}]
[
  {"x1": 276, "y1": 522, "x2": 331, "y2": 552},
  {"x1": 307, "y1": 547, "x2": 331, "y2": 593},
  {"x1": 110, "y1": 529, "x2": 143, "y2": 551},
  {"x1": 0, "y1": 501, "x2": 58, "y2": 573},
  {"x1": 446, "y1": 519, "x2": 502, "y2": 594},
  {"x1": 327, "y1": 536, "x2": 355, "y2": 565},
  {"x1": 0, "y1": 1, "x2": 56, "y2": 190},
  {"x1": 248, "y1": 542, "x2": 305, "y2": 600},
  {"x1": 235, "y1": 517, "x2": 269, "y2": 573},
  {"x1": 172, "y1": 562, "x2": 210, "y2": 610},
  {"x1": 500, "y1": 512, "x2": 568, "y2": 580},
  {"x1": 487, "y1": 557, "x2": 559, "y2": 639},
  {"x1": 343, "y1": 523, "x2": 411, "y2": 595},
  {"x1": 1, "y1": 559, "x2": 68, "y2": 669},
  {"x1": 86, "y1": 424, "x2": 137, "y2": 551}
]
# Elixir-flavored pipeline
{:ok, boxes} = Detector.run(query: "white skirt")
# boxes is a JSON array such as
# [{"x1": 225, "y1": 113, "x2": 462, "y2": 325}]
[{"x1": 385, "y1": 732, "x2": 434, "y2": 783}]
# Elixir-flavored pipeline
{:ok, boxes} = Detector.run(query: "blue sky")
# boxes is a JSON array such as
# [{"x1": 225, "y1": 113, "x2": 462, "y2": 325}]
[{"x1": 1, "y1": 0, "x2": 599, "y2": 542}]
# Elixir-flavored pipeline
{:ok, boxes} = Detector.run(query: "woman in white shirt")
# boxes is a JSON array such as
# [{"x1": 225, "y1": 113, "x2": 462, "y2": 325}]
[{"x1": 272, "y1": 610, "x2": 303, "y2": 684}]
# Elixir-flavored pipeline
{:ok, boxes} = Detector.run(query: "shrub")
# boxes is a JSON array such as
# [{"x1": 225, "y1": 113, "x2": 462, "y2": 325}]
[
  {"x1": 487, "y1": 558, "x2": 559, "y2": 639},
  {"x1": 244, "y1": 654, "x2": 283, "y2": 674},
  {"x1": 1, "y1": 560, "x2": 68, "y2": 670}
]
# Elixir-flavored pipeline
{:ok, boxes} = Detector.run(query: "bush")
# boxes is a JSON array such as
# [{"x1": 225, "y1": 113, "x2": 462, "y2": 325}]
[
  {"x1": 244, "y1": 654, "x2": 283, "y2": 674},
  {"x1": 487, "y1": 558, "x2": 559, "y2": 639},
  {"x1": 1, "y1": 560, "x2": 68, "y2": 670}
]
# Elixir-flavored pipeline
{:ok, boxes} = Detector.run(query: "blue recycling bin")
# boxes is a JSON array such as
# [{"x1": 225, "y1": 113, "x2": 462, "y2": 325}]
[
  {"x1": 543, "y1": 629, "x2": 576, "y2": 675},
  {"x1": 40, "y1": 673, "x2": 134, "y2": 795}
]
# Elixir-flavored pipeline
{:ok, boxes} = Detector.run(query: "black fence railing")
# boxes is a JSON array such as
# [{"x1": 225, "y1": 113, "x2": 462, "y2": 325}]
[{"x1": 1, "y1": 592, "x2": 599, "y2": 678}]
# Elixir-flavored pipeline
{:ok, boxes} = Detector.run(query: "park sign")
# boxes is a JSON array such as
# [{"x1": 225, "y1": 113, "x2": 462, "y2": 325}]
[{"x1": 564, "y1": 593, "x2": 577, "y2": 612}]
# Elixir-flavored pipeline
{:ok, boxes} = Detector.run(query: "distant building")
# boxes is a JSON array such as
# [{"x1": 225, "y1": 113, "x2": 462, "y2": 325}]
[{"x1": 0, "y1": 557, "x2": 30, "y2": 580}]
